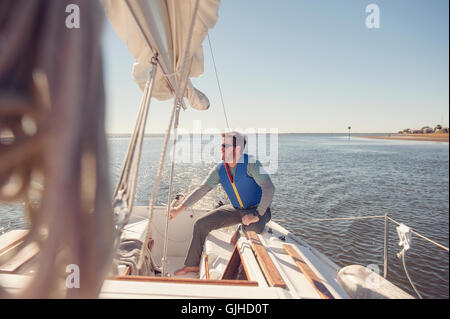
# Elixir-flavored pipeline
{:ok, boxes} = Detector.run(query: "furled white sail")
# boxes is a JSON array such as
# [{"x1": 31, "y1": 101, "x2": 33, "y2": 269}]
[{"x1": 101, "y1": 0, "x2": 220, "y2": 110}]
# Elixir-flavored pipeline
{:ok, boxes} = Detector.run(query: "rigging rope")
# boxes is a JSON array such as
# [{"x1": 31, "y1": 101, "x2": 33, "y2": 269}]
[
  {"x1": 137, "y1": 0, "x2": 201, "y2": 274},
  {"x1": 387, "y1": 216, "x2": 449, "y2": 252},
  {"x1": 207, "y1": 33, "x2": 231, "y2": 130},
  {"x1": 161, "y1": 99, "x2": 182, "y2": 276},
  {"x1": 136, "y1": 97, "x2": 179, "y2": 270},
  {"x1": 305, "y1": 215, "x2": 449, "y2": 252},
  {"x1": 111, "y1": 57, "x2": 159, "y2": 275},
  {"x1": 112, "y1": 57, "x2": 158, "y2": 230},
  {"x1": 301, "y1": 214, "x2": 446, "y2": 298},
  {"x1": 400, "y1": 252, "x2": 423, "y2": 299}
]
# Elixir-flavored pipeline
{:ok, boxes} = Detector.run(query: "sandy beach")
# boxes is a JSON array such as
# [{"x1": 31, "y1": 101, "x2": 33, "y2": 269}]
[{"x1": 359, "y1": 134, "x2": 449, "y2": 143}]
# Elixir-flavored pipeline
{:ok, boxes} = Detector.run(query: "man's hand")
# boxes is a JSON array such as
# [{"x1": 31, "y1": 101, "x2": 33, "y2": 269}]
[
  {"x1": 169, "y1": 205, "x2": 186, "y2": 221},
  {"x1": 241, "y1": 213, "x2": 259, "y2": 226}
]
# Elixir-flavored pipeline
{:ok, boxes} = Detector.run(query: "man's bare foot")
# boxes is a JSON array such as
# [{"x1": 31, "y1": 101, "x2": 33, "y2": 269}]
[{"x1": 174, "y1": 266, "x2": 199, "y2": 276}]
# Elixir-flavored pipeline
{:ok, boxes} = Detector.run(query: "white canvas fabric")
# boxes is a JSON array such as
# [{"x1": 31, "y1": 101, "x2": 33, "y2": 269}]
[{"x1": 101, "y1": 0, "x2": 220, "y2": 110}]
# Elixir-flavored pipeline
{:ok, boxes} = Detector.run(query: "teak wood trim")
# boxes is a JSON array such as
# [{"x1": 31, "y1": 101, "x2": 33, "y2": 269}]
[
  {"x1": 0, "y1": 230, "x2": 28, "y2": 255},
  {"x1": 114, "y1": 275, "x2": 258, "y2": 286},
  {"x1": 246, "y1": 231, "x2": 286, "y2": 288},
  {"x1": 282, "y1": 244, "x2": 335, "y2": 299},
  {"x1": 204, "y1": 254, "x2": 210, "y2": 280},
  {"x1": 221, "y1": 244, "x2": 251, "y2": 281},
  {"x1": 237, "y1": 244, "x2": 251, "y2": 280},
  {"x1": 0, "y1": 242, "x2": 38, "y2": 273}
]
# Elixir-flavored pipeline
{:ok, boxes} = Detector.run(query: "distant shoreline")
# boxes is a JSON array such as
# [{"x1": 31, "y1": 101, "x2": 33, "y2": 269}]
[
  {"x1": 106, "y1": 132, "x2": 399, "y2": 137},
  {"x1": 358, "y1": 134, "x2": 449, "y2": 143}
]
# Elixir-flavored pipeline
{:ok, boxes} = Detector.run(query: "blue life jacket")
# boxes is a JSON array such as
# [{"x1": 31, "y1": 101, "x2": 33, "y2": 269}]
[{"x1": 217, "y1": 154, "x2": 262, "y2": 209}]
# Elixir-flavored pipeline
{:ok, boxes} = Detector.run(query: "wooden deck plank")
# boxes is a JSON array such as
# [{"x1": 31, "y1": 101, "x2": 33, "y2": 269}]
[
  {"x1": 246, "y1": 231, "x2": 286, "y2": 288},
  {"x1": 221, "y1": 244, "x2": 251, "y2": 281},
  {"x1": 0, "y1": 242, "x2": 39, "y2": 273},
  {"x1": 114, "y1": 275, "x2": 258, "y2": 286},
  {"x1": 204, "y1": 254, "x2": 210, "y2": 280},
  {"x1": 221, "y1": 245, "x2": 240, "y2": 280},
  {"x1": 0, "y1": 230, "x2": 28, "y2": 255},
  {"x1": 283, "y1": 244, "x2": 335, "y2": 299}
]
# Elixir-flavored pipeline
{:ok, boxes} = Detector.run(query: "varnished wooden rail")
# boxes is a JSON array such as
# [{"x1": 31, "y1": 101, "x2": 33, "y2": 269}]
[
  {"x1": 0, "y1": 230, "x2": 28, "y2": 255},
  {"x1": 114, "y1": 275, "x2": 258, "y2": 286},
  {"x1": 246, "y1": 231, "x2": 286, "y2": 288},
  {"x1": 283, "y1": 244, "x2": 334, "y2": 299},
  {"x1": 0, "y1": 230, "x2": 39, "y2": 274},
  {"x1": 204, "y1": 254, "x2": 210, "y2": 280},
  {"x1": 221, "y1": 244, "x2": 251, "y2": 281}
]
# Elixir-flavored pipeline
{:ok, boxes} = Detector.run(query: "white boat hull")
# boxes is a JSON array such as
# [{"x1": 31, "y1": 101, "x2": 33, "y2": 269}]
[{"x1": 0, "y1": 205, "x2": 414, "y2": 299}]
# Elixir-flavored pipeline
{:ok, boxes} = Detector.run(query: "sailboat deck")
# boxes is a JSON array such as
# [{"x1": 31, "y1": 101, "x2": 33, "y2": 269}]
[
  {"x1": 114, "y1": 206, "x2": 352, "y2": 298},
  {"x1": 0, "y1": 206, "x2": 353, "y2": 298},
  {"x1": 0, "y1": 205, "x2": 350, "y2": 298},
  {"x1": 0, "y1": 205, "x2": 416, "y2": 298}
]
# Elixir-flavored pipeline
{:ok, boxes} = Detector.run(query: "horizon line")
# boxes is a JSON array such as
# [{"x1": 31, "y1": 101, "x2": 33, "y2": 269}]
[{"x1": 106, "y1": 132, "x2": 399, "y2": 136}]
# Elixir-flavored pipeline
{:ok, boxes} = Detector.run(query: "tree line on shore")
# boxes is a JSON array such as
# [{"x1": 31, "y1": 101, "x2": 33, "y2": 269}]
[{"x1": 399, "y1": 124, "x2": 449, "y2": 134}]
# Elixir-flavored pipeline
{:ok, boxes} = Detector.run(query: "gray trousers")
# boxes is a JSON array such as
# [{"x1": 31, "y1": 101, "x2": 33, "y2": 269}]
[{"x1": 184, "y1": 204, "x2": 271, "y2": 267}]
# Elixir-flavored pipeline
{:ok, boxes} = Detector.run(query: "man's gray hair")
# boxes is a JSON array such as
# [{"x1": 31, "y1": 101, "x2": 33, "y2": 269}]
[{"x1": 221, "y1": 131, "x2": 246, "y2": 149}]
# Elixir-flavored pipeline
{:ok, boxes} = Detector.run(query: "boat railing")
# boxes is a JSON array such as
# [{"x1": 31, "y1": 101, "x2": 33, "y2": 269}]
[{"x1": 305, "y1": 213, "x2": 449, "y2": 299}]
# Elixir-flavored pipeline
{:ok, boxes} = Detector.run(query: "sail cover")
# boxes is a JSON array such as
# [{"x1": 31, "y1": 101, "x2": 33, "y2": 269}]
[{"x1": 101, "y1": 0, "x2": 220, "y2": 110}]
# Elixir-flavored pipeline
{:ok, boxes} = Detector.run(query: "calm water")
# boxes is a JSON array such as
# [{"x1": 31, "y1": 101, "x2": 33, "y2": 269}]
[{"x1": 1, "y1": 134, "x2": 448, "y2": 298}]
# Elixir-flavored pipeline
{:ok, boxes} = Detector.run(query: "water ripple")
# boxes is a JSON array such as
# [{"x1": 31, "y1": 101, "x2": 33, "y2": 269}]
[{"x1": 0, "y1": 134, "x2": 448, "y2": 298}]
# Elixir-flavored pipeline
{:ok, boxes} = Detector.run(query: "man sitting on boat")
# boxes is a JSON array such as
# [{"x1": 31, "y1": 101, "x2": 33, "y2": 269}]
[{"x1": 169, "y1": 131, "x2": 275, "y2": 276}]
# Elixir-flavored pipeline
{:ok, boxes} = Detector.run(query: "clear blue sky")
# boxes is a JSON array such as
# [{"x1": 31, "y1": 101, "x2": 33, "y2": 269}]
[{"x1": 102, "y1": 0, "x2": 449, "y2": 134}]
